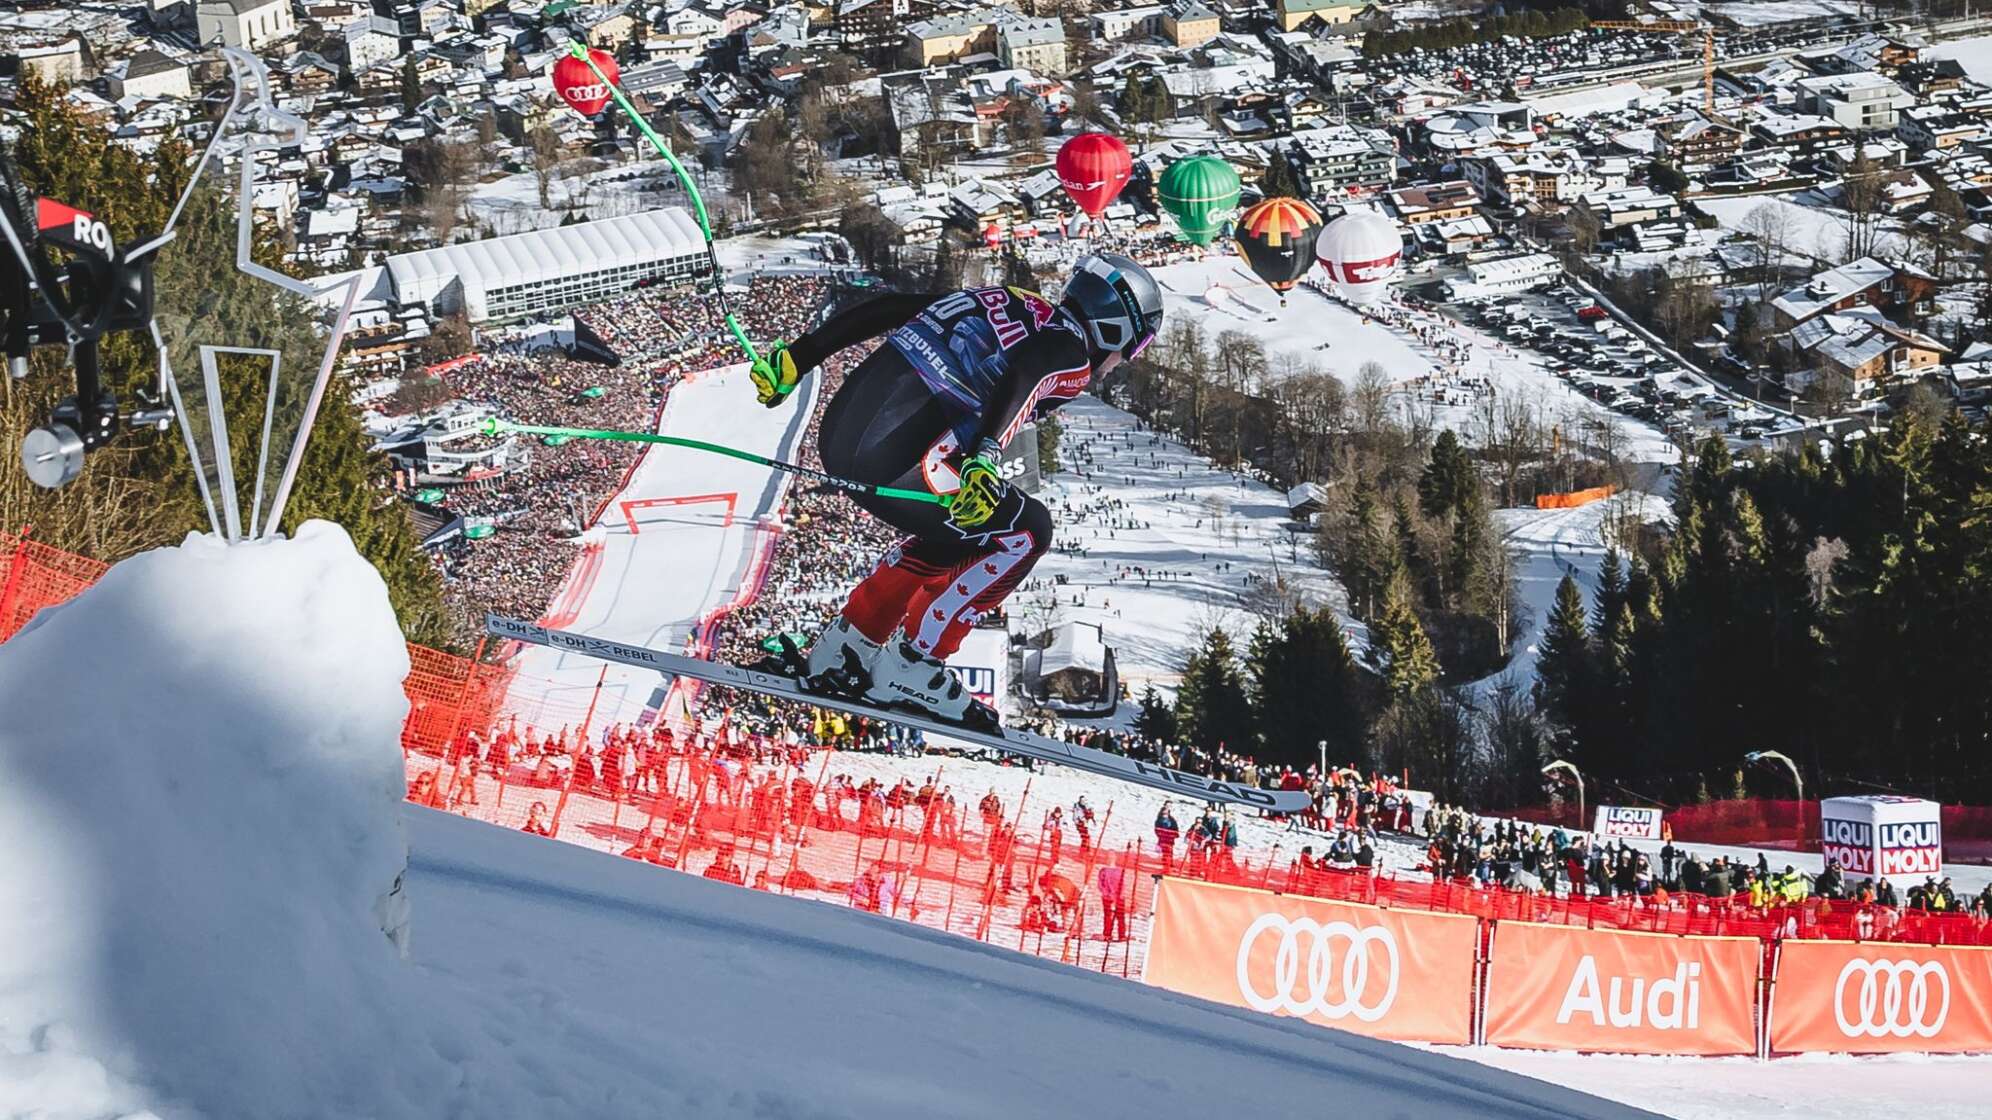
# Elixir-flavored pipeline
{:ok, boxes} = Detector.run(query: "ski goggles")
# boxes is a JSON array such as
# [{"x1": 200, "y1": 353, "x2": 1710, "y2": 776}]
[{"x1": 1105, "y1": 271, "x2": 1160, "y2": 360}]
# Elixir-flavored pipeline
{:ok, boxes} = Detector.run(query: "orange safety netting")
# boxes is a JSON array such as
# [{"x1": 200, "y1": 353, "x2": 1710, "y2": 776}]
[
  {"x1": 0, "y1": 531, "x2": 109, "y2": 642},
  {"x1": 1534, "y1": 484, "x2": 1617, "y2": 510}
]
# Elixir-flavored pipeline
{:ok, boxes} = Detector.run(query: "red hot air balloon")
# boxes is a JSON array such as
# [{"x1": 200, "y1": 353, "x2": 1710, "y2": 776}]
[
  {"x1": 1055, "y1": 133, "x2": 1132, "y2": 218},
  {"x1": 552, "y1": 48, "x2": 620, "y2": 117}
]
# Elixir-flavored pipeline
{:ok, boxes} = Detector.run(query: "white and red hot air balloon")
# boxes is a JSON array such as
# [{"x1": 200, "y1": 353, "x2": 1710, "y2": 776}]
[
  {"x1": 1315, "y1": 210, "x2": 1403, "y2": 306},
  {"x1": 1055, "y1": 132, "x2": 1133, "y2": 219}
]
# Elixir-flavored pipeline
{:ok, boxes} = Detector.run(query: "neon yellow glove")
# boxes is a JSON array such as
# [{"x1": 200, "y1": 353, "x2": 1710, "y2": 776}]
[
  {"x1": 949, "y1": 449, "x2": 1004, "y2": 530},
  {"x1": 750, "y1": 343, "x2": 801, "y2": 408}
]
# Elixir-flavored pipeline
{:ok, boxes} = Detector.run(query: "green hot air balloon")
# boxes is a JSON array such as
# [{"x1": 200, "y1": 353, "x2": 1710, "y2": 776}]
[{"x1": 1157, "y1": 155, "x2": 1241, "y2": 246}]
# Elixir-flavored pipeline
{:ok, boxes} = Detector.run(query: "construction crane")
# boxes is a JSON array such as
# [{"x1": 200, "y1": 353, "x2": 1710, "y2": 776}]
[{"x1": 1593, "y1": 19, "x2": 1717, "y2": 115}]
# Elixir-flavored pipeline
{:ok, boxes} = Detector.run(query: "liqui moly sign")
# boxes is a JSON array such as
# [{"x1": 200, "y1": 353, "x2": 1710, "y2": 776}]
[
  {"x1": 1593, "y1": 805, "x2": 1664, "y2": 840},
  {"x1": 1820, "y1": 816, "x2": 1875, "y2": 874},
  {"x1": 1820, "y1": 796, "x2": 1942, "y2": 887}
]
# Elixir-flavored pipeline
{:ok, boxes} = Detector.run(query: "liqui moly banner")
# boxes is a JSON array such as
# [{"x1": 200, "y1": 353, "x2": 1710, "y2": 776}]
[
  {"x1": 1771, "y1": 940, "x2": 1992, "y2": 1054},
  {"x1": 1593, "y1": 805, "x2": 1664, "y2": 840},
  {"x1": 1819, "y1": 796, "x2": 1942, "y2": 887},
  {"x1": 1483, "y1": 922, "x2": 1760, "y2": 1056},
  {"x1": 1143, "y1": 877, "x2": 1479, "y2": 1044}
]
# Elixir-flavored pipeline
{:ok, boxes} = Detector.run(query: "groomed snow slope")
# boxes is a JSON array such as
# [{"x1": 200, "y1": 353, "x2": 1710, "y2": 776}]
[
  {"x1": 509, "y1": 364, "x2": 816, "y2": 730},
  {"x1": 1031, "y1": 394, "x2": 1358, "y2": 686},
  {"x1": 404, "y1": 807, "x2": 1654, "y2": 1120},
  {"x1": 0, "y1": 522, "x2": 1648, "y2": 1119}
]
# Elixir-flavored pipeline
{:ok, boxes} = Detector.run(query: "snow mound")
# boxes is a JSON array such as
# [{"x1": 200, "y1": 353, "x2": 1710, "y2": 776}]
[
  {"x1": 0, "y1": 523, "x2": 423, "y2": 1117},
  {"x1": 0, "y1": 524, "x2": 691, "y2": 1120}
]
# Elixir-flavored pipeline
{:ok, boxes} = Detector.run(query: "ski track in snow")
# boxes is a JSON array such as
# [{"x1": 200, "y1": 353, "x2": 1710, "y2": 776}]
[
  {"x1": 508, "y1": 365, "x2": 816, "y2": 730},
  {"x1": 1028, "y1": 394, "x2": 1361, "y2": 689}
]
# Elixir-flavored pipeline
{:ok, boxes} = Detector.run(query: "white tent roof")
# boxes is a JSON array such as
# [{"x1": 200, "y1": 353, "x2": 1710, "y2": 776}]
[
  {"x1": 386, "y1": 209, "x2": 706, "y2": 315},
  {"x1": 1039, "y1": 622, "x2": 1106, "y2": 678}
]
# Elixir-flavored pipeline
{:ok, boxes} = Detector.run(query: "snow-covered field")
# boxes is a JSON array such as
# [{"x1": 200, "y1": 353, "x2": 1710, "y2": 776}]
[
  {"x1": 507, "y1": 364, "x2": 816, "y2": 730},
  {"x1": 1701, "y1": 0, "x2": 1862, "y2": 28},
  {"x1": 469, "y1": 161, "x2": 735, "y2": 235},
  {"x1": 1155, "y1": 256, "x2": 1435, "y2": 382},
  {"x1": 1456, "y1": 1047, "x2": 1992, "y2": 1120},
  {"x1": 1028, "y1": 394, "x2": 1358, "y2": 686},
  {"x1": 1929, "y1": 33, "x2": 1992, "y2": 85},
  {"x1": 1159, "y1": 258, "x2": 1679, "y2": 464},
  {"x1": 1697, "y1": 192, "x2": 1907, "y2": 263}
]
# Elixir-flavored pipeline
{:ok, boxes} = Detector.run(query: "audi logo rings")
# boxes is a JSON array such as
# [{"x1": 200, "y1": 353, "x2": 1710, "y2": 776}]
[
  {"x1": 1235, "y1": 914, "x2": 1400, "y2": 1022},
  {"x1": 1834, "y1": 958, "x2": 1950, "y2": 1039}
]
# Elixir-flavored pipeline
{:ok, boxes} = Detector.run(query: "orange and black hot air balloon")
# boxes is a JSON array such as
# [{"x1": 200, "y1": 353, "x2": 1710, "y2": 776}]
[{"x1": 1234, "y1": 197, "x2": 1323, "y2": 307}]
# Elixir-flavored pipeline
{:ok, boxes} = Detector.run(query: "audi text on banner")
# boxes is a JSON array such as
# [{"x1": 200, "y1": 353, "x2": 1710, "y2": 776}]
[
  {"x1": 1482, "y1": 922, "x2": 1760, "y2": 1056},
  {"x1": 1141, "y1": 877, "x2": 1478, "y2": 1044},
  {"x1": 1770, "y1": 940, "x2": 1992, "y2": 1054}
]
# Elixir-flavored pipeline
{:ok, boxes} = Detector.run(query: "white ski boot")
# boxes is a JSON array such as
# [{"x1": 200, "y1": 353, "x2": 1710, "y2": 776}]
[
  {"x1": 802, "y1": 616, "x2": 885, "y2": 698},
  {"x1": 867, "y1": 640, "x2": 999, "y2": 731}
]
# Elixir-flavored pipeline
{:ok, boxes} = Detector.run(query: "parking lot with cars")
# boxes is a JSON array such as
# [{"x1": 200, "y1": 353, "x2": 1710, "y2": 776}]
[{"x1": 1441, "y1": 281, "x2": 1803, "y2": 451}]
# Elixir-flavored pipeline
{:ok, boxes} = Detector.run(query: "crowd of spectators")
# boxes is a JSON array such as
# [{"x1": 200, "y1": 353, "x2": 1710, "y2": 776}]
[
  {"x1": 377, "y1": 277, "x2": 831, "y2": 644},
  {"x1": 1416, "y1": 803, "x2": 1992, "y2": 921}
]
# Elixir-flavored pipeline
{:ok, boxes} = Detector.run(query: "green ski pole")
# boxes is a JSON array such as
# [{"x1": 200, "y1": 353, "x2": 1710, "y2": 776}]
[
  {"x1": 483, "y1": 418, "x2": 951, "y2": 506},
  {"x1": 573, "y1": 44, "x2": 764, "y2": 367}
]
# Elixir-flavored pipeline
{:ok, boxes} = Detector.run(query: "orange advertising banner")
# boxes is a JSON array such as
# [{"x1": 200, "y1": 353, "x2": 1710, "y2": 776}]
[
  {"x1": 1484, "y1": 921, "x2": 1759, "y2": 1055},
  {"x1": 1143, "y1": 877, "x2": 1479, "y2": 1044},
  {"x1": 1770, "y1": 940, "x2": 1992, "y2": 1054}
]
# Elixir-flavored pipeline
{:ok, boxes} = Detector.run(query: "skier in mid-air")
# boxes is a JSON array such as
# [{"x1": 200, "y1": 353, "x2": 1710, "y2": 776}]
[{"x1": 747, "y1": 253, "x2": 1164, "y2": 728}]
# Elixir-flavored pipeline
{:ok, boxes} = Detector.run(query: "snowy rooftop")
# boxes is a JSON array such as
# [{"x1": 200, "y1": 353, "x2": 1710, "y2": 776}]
[
  {"x1": 1038, "y1": 621, "x2": 1107, "y2": 677},
  {"x1": 385, "y1": 209, "x2": 706, "y2": 312},
  {"x1": 1771, "y1": 257, "x2": 1895, "y2": 323}
]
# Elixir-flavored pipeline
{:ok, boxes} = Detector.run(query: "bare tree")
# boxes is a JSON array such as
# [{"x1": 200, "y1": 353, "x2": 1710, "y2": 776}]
[
  {"x1": 1840, "y1": 152, "x2": 1886, "y2": 262},
  {"x1": 1352, "y1": 360, "x2": 1393, "y2": 439},
  {"x1": 1475, "y1": 390, "x2": 1546, "y2": 506},
  {"x1": 1002, "y1": 99, "x2": 1046, "y2": 168},
  {"x1": 528, "y1": 125, "x2": 563, "y2": 210},
  {"x1": 1739, "y1": 200, "x2": 1795, "y2": 301},
  {"x1": 1068, "y1": 80, "x2": 1109, "y2": 130}
]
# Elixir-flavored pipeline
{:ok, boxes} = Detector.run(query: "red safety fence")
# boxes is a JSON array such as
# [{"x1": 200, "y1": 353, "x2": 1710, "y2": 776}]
[
  {"x1": 8, "y1": 525, "x2": 1992, "y2": 1028},
  {"x1": 0, "y1": 530, "x2": 109, "y2": 642},
  {"x1": 1494, "y1": 797, "x2": 1992, "y2": 859}
]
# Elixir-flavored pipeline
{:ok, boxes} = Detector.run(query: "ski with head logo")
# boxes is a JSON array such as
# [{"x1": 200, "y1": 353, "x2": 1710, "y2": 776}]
[{"x1": 487, "y1": 615, "x2": 1311, "y2": 813}]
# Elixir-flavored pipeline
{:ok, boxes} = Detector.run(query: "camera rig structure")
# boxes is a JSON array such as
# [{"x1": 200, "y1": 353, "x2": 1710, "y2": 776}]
[{"x1": 0, "y1": 140, "x2": 177, "y2": 488}]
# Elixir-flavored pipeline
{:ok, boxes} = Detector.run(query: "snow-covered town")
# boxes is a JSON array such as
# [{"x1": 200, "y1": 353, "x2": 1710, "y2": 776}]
[{"x1": 9, "y1": 0, "x2": 1992, "y2": 1117}]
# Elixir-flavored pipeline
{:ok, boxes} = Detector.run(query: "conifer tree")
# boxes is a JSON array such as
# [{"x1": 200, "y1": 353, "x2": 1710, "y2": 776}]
[
  {"x1": 1533, "y1": 574, "x2": 1592, "y2": 746},
  {"x1": 1594, "y1": 547, "x2": 1626, "y2": 634},
  {"x1": 1369, "y1": 565, "x2": 1439, "y2": 700},
  {"x1": 1250, "y1": 608, "x2": 1366, "y2": 768},
  {"x1": 1176, "y1": 628, "x2": 1253, "y2": 753},
  {"x1": 1134, "y1": 684, "x2": 1178, "y2": 742}
]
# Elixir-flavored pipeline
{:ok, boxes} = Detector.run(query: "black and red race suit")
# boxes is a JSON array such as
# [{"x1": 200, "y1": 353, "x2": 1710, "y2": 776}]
[{"x1": 783, "y1": 286, "x2": 1094, "y2": 657}]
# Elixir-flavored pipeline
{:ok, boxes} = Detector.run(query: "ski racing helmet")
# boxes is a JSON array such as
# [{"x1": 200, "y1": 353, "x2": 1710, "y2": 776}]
[{"x1": 1061, "y1": 253, "x2": 1164, "y2": 367}]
